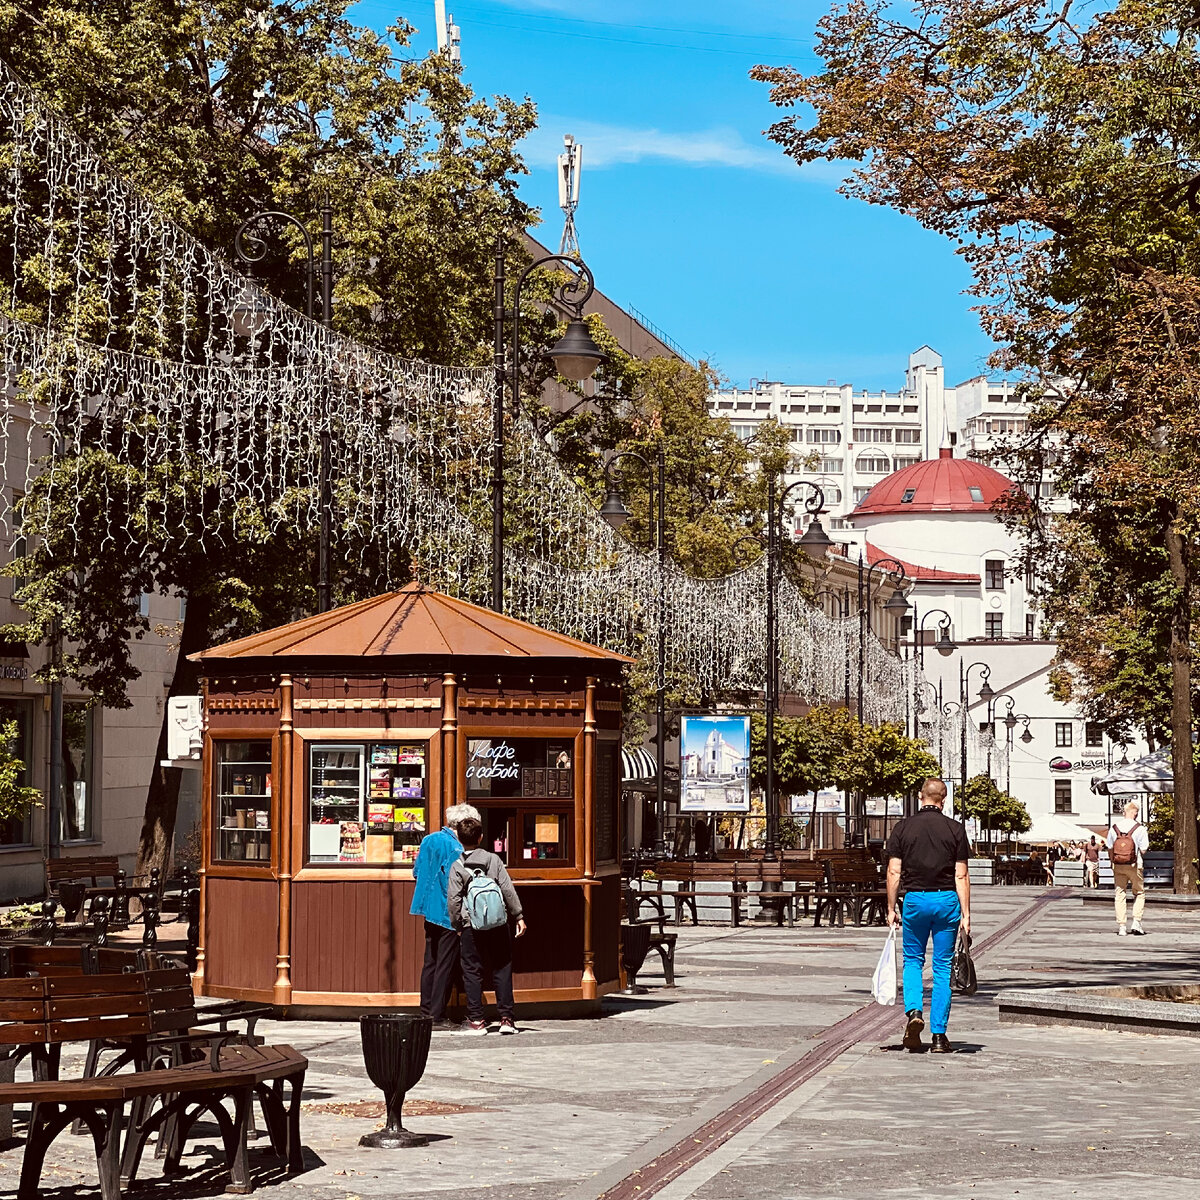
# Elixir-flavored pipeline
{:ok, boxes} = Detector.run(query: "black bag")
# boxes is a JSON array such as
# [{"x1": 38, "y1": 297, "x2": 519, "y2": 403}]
[{"x1": 950, "y1": 924, "x2": 977, "y2": 996}]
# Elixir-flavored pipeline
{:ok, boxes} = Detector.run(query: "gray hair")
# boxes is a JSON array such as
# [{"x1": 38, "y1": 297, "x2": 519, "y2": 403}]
[{"x1": 445, "y1": 803, "x2": 481, "y2": 828}]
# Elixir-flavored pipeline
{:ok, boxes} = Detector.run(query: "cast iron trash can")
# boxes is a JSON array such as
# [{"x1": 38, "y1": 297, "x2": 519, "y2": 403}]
[{"x1": 359, "y1": 1013, "x2": 434, "y2": 1148}]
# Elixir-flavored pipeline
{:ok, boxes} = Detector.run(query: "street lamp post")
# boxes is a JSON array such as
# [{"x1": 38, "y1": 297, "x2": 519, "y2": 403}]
[
  {"x1": 854, "y1": 552, "x2": 911, "y2": 846},
  {"x1": 958, "y1": 660, "x2": 993, "y2": 822},
  {"x1": 981, "y1": 693, "x2": 1032, "y2": 844},
  {"x1": 601, "y1": 449, "x2": 667, "y2": 856},
  {"x1": 233, "y1": 204, "x2": 335, "y2": 613},
  {"x1": 765, "y1": 477, "x2": 832, "y2": 860},
  {"x1": 493, "y1": 237, "x2": 606, "y2": 613}
]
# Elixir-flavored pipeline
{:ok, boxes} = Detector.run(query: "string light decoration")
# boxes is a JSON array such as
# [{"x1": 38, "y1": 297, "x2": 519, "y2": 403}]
[{"x1": 0, "y1": 58, "x2": 910, "y2": 724}]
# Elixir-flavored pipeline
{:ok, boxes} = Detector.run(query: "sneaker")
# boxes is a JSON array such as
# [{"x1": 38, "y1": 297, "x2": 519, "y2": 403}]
[
  {"x1": 902, "y1": 1009, "x2": 925, "y2": 1052},
  {"x1": 1131, "y1": 921, "x2": 1146, "y2": 936},
  {"x1": 430, "y1": 1019, "x2": 460, "y2": 1032},
  {"x1": 499, "y1": 1019, "x2": 518, "y2": 1035},
  {"x1": 462, "y1": 1020, "x2": 488, "y2": 1036},
  {"x1": 1117, "y1": 925, "x2": 1127, "y2": 936}
]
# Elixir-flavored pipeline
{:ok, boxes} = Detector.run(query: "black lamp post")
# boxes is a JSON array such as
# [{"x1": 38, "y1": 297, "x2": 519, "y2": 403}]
[
  {"x1": 909, "y1": 605, "x2": 954, "y2": 738},
  {"x1": 493, "y1": 238, "x2": 606, "y2": 613},
  {"x1": 600, "y1": 448, "x2": 667, "y2": 856},
  {"x1": 233, "y1": 205, "x2": 335, "y2": 613},
  {"x1": 764, "y1": 477, "x2": 831, "y2": 858},
  {"x1": 958, "y1": 660, "x2": 992, "y2": 821}
]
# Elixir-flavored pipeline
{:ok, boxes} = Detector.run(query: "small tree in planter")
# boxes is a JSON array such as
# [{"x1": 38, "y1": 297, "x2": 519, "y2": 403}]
[{"x1": 0, "y1": 719, "x2": 40, "y2": 823}]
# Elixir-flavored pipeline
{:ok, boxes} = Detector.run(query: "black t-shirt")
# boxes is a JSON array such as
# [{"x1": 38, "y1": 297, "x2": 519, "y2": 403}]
[{"x1": 885, "y1": 806, "x2": 971, "y2": 892}]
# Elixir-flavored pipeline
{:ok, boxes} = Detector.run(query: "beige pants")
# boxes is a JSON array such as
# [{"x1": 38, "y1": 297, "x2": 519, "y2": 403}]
[
  {"x1": 1085, "y1": 861, "x2": 1098, "y2": 888},
  {"x1": 1113, "y1": 863, "x2": 1145, "y2": 925}
]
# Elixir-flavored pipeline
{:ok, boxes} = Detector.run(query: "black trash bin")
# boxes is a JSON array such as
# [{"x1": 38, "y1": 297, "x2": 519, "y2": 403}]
[{"x1": 359, "y1": 1013, "x2": 433, "y2": 1148}]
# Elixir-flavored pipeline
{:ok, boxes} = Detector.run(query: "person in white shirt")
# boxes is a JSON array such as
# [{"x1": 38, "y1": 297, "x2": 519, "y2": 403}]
[{"x1": 1105, "y1": 801, "x2": 1150, "y2": 936}]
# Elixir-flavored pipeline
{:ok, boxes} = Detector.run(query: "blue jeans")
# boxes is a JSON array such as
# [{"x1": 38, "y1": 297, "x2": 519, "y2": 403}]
[{"x1": 901, "y1": 890, "x2": 962, "y2": 1034}]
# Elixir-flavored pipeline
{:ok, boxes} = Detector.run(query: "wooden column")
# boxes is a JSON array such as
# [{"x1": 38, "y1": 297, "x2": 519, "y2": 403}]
[
  {"x1": 441, "y1": 672, "x2": 458, "y2": 816},
  {"x1": 581, "y1": 676, "x2": 597, "y2": 1000},
  {"x1": 273, "y1": 674, "x2": 294, "y2": 1007},
  {"x1": 194, "y1": 678, "x2": 209, "y2": 991}
]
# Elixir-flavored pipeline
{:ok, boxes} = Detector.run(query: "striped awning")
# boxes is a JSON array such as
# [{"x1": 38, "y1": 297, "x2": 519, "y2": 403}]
[{"x1": 621, "y1": 745, "x2": 657, "y2": 784}]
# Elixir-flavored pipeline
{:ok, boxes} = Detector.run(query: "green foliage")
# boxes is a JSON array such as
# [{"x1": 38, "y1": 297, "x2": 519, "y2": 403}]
[
  {"x1": 0, "y1": 720, "x2": 41, "y2": 821},
  {"x1": 1147, "y1": 794, "x2": 1176, "y2": 853},
  {"x1": 750, "y1": 705, "x2": 939, "y2": 801},
  {"x1": 958, "y1": 774, "x2": 1031, "y2": 838}
]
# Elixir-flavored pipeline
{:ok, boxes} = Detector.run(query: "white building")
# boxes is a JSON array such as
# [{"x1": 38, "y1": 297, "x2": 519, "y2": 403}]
[
  {"x1": 708, "y1": 347, "x2": 1067, "y2": 535},
  {"x1": 845, "y1": 452, "x2": 1144, "y2": 834}
]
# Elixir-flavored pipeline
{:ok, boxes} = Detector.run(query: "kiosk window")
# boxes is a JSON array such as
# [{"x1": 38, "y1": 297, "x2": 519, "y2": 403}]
[
  {"x1": 307, "y1": 741, "x2": 428, "y2": 865},
  {"x1": 214, "y1": 740, "x2": 273, "y2": 864}
]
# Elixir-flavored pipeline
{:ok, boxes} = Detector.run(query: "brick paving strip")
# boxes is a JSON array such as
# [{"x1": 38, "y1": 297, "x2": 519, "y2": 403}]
[{"x1": 575, "y1": 890, "x2": 1065, "y2": 1200}]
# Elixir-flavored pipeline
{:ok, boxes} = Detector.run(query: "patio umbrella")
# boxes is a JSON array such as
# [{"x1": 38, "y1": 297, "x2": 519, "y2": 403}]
[
  {"x1": 1016, "y1": 813, "x2": 1104, "y2": 843},
  {"x1": 1090, "y1": 748, "x2": 1173, "y2": 795}
]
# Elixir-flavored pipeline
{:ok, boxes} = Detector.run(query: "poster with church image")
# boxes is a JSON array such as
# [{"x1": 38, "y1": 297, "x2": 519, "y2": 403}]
[{"x1": 680, "y1": 715, "x2": 750, "y2": 812}]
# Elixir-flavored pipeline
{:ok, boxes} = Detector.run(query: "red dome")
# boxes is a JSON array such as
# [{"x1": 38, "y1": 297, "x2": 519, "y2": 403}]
[{"x1": 853, "y1": 448, "x2": 1017, "y2": 517}]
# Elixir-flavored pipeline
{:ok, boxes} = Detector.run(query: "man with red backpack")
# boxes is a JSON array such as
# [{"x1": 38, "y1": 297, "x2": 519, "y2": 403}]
[{"x1": 1106, "y1": 800, "x2": 1150, "y2": 936}]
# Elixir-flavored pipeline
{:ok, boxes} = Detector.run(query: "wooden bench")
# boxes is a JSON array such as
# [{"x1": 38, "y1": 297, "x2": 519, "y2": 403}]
[
  {"x1": 821, "y1": 858, "x2": 886, "y2": 926},
  {"x1": 655, "y1": 862, "x2": 756, "y2": 926},
  {"x1": 45, "y1": 858, "x2": 120, "y2": 922},
  {"x1": 0, "y1": 975, "x2": 302, "y2": 1198}
]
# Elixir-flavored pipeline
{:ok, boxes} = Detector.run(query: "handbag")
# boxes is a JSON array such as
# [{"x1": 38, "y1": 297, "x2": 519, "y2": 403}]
[
  {"x1": 871, "y1": 926, "x2": 898, "y2": 1006},
  {"x1": 950, "y1": 923, "x2": 977, "y2": 996}
]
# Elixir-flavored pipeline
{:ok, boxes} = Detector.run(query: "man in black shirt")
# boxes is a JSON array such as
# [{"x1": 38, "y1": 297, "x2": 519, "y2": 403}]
[{"x1": 885, "y1": 778, "x2": 971, "y2": 1053}]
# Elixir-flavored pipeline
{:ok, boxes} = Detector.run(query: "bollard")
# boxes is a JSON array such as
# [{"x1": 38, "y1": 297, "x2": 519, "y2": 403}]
[
  {"x1": 114, "y1": 870, "x2": 130, "y2": 926},
  {"x1": 141, "y1": 890, "x2": 160, "y2": 952},
  {"x1": 184, "y1": 887, "x2": 200, "y2": 973},
  {"x1": 92, "y1": 895, "x2": 110, "y2": 948}
]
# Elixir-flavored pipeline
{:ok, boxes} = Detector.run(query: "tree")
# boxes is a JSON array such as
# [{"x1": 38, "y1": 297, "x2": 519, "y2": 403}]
[
  {"x1": 752, "y1": 0, "x2": 1200, "y2": 891},
  {"x1": 958, "y1": 774, "x2": 1031, "y2": 845},
  {"x1": 0, "y1": 720, "x2": 41, "y2": 822},
  {"x1": 0, "y1": 1, "x2": 537, "y2": 879}
]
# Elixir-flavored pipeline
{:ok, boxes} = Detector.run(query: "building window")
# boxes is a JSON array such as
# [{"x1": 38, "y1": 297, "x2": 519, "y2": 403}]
[
  {"x1": 852, "y1": 427, "x2": 893, "y2": 442},
  {"x1": 895, "y1": 428, "x2": 922, "y2": 444},
  {"x1": 731, "y1": 423, "x2": 756, "y2": 441},
  {"x1": 816, "y1": 486, "x2": 842, "y2": 504},
  {"x1": 901, "y1": 488, "x2": 916, "y2": 504},
  {"x1": 821, "y1": 458, "x2": 844, "y2": 473},
  {"x1": 856, "y1": 455, "x2": 891, "y2": 474},
  {"x1": 1025, "y1": 613, "x2": 1036, "y2": 638},
  {"x1": 893, "y1": 456, "x2": 922, "y2": 469},
  {"x1": 969, "y1": 486, "x2": 984, "y2": 502},
  {"x1": 985, "y1": 613, "x2": 1003, "y2": 638},
  {"x1": 985, "y1": 559, "x2": 1006, "y2": 590},
  {"x1": 1055, "y1": 722, "x2": 1073, "y2": 748},
  {"x1": 0, "y1": 699, "x2": 35, "y2": 847},
  {"x1": 807, "y1": 428, "x2": 841, "y2": 444},
  {"x1": 853, "y1": 486, "x2": 873, "y2": 504},
  {"x1": 1054, "y1": 780, "x2": 1073, "y2": 814},
  {"x1": 139, "y1": 592, "x2": 151, "y2": 618},
  {"x1": 1025, "y1": 566, "x2": 1036, "y2": 593},
  {"x1": 60, "y1": 702, "x2": 96, "y2": 842},
  {"x1": 1085, "y1": 722, "x2": 1103, "y2": 749}
]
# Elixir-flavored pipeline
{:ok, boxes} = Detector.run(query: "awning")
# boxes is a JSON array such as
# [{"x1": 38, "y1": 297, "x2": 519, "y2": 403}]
[
  {"x1": 1016, "y1": 814, "x2": 1105, "y2": 843},
  {"x1": 1091, "y1": 748, "x2": 1173, "y2": 795},
  {"x1": 621, "y1": 745, "x2": 657, "y2": 785}
]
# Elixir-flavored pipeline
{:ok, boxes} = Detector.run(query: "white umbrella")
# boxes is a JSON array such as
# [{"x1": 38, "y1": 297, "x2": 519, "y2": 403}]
[
  {"x1": 1016, "y1": 813, "x2": 1104, "y2": 843},
  {"x1": 1090, "y1": 748, "x2": 1173, "y2": 795}
]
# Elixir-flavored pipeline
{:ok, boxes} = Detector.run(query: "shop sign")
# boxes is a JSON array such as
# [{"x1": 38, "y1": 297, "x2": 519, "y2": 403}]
[
  {"x1": 0, "y1": 664, "x2": 28, "y2": 680},
  {"x1": 465, "y1": 739, "x2": 520, "y2": 783},
  {"x1": 1049, "y1": 756, "x2": 1108, "y2": 773}
]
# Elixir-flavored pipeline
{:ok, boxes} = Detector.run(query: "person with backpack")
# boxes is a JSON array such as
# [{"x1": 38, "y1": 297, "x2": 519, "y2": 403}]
[
  {"x1": 1106, "y1": 800, "x2": 1150, "y2": 935},
  {"x1": 447, "y1": 813, "x2": 526, "y2": 1035}
]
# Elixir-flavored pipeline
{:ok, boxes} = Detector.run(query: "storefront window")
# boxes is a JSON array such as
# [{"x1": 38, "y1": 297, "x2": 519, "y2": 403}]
[
  {"x1": 214, "y1": 740, "x2": 272, "y2": 864},
  {"x1": 61, "y1": 702, "x2": 95, "y2": 841},
  {"x1": 307, "y1": 740, "x2": 428, "y2": 865},
  {"x1": 0, "y1": 698, "x2": 34, "y2": 848}
]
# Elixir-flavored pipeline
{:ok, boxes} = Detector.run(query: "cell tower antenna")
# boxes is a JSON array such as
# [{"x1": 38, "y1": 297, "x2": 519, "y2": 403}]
[
  {"x1": 435, "y1": 1, "x2": 461, "y2": 62},
  {"x1": 558, "y1": 134, "x2": 582, "y2": 256}
]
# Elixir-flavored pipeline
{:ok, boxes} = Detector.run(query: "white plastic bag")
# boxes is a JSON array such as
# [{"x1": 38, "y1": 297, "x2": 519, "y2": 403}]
[{"x1": 871, "y1": 927, "x2": 897, "y2": 1006}]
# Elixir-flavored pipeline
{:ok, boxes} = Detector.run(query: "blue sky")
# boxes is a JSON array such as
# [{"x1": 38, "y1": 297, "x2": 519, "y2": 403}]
[{"x1": 353, "y1": 1, "x2": 998, "y2": 390}]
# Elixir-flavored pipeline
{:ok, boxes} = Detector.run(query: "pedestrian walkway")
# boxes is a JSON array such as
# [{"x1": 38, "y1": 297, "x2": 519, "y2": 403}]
[{"x1": 2, "y1": 890, "x2": 1197, "y2": 1200}]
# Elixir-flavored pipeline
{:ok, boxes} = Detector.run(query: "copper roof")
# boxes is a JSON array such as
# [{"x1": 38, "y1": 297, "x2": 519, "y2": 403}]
[
  {"x1": 853, "y1": 448, "x2": 1017, "y2": 517},
  {"x1": 191, "y1": 584, "x2": 635, "y2": 665}
]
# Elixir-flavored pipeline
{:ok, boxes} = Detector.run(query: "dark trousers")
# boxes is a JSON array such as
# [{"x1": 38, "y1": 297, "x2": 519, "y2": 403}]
[
  {"x1": 420, "y1": 921, "x2": 460, "y2": 1021},
  {"x1": 460, "y1": 925, "x2": 515, "y2": 1022}
]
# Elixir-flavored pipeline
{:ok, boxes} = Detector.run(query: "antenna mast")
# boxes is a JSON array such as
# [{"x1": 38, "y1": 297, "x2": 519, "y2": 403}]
[
  {"x1": 558, "y1": 134, "x2": 582, "y2": 257},
  {"x1": 435, "y1": 1, "x2": 461, "y2": 62}
]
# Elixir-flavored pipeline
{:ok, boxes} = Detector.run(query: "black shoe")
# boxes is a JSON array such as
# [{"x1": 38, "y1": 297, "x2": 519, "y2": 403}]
[
  {"x1": 930, "y1": 1034, "x2": 953, "y2": 1053},
  {"x1": 902, "y1": 1009, "x2": 925, "y2": 1051}
]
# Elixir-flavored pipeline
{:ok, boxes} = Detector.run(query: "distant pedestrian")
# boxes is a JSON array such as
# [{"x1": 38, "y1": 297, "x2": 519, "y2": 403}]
[
  {"x1": 448, "y1": 813, "x2": 527, "y2": 1035},
  {"x1": 1106, "y1": 801, "x2": 1149, "y2": 936},
  {"x1": 1083, "y1": 836, "x2": 1100, "y2": 889},
  {"x1": 1044, "y1": 842, "x2": 1059, "y2": 886},
  {"x1": 410, "y1": 803, "x2": 472, "y2": 1028},
  {"x1": 885, "y1": 778, "x2": 971, "y2": 1054},
  {"x1": 694, "y1": 817, "x2": 712, "y2": 860}
]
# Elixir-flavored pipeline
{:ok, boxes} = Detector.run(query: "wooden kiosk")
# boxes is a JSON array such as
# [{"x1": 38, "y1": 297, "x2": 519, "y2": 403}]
[{"x1": 191, "y1": 584, "x2": 631, "y2": 1014}]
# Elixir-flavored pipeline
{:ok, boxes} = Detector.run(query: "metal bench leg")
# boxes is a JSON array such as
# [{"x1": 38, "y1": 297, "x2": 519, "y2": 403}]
[
  {"x1": 286, "y1": 1070, "x2": 306, "y2": 1173},
  {"x1": 0, "y1": 1051, "x2": 15, "y2": 1142},
  {"x1": 224, "y1": 1086, "x2": 254, "y2": 1194}
]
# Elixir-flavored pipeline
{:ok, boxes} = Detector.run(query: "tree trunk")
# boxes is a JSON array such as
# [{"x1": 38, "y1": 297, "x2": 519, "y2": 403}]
[
  {"x1": 133, "y1": 593, "x2": 213, "y2": 886},
  {"x1": 1163, "y1": 516, "x2": 1198, "y2": 893}
]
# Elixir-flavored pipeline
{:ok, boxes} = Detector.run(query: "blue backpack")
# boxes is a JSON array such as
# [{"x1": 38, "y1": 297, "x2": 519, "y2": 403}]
[{"x1": 465, "y1": 866, "x2": 508, "y2": 931}]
